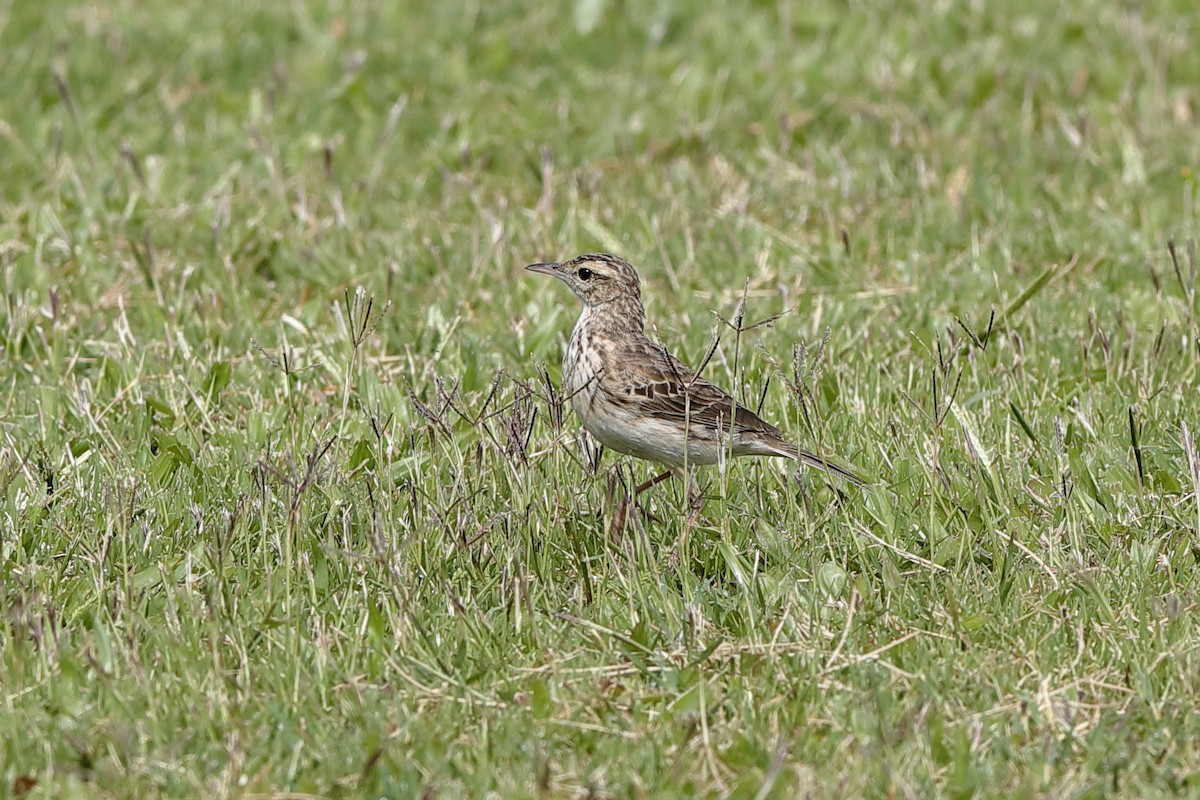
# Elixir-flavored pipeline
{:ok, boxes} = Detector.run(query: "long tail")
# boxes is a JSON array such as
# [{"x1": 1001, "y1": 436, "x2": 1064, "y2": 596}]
[
  {"x1": 792, "y1": 448, "x2": 867, "y2": 487},
  {"x1": 745, "y1": 434, "x2": 868, "y2": 486}
]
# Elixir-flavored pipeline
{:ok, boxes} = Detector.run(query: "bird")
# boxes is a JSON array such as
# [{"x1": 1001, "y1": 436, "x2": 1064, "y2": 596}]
[{"x1": 526, "y1": 252, "x2": 863, "y2": 528}]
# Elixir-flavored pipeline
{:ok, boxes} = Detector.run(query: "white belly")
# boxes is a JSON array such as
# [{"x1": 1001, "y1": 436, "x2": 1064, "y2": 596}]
[{"x1": 574, "y1": 397, "x2": 725, "y2": 467}]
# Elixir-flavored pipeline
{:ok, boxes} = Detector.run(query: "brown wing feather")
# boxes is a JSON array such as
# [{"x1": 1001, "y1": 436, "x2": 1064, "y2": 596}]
[
  {"x1": 606, "y1": 339, "x2": 786, "y2": 440},
  {"x1": 601, "y1": 338, "x2": 866, "y2": 485}
]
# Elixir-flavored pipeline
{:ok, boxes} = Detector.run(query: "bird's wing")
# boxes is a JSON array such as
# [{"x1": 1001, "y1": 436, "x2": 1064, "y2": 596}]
[
  {"x1": 601, "y1": 338, "x2": 867, "y2": 485},
  {"x1": 603, "y1": 340, "x2": 786, "y2": 439}
]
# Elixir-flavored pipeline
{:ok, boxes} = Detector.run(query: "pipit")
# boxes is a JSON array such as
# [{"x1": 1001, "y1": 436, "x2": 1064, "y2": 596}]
[{"x1": 527, "y1": 253, "x2": 863, "y2": 529}]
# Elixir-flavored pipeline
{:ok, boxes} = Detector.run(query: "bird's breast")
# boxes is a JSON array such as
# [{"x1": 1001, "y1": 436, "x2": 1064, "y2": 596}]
[{"x1": 563, "y1": 322, "x2": 606, "y2": 414}]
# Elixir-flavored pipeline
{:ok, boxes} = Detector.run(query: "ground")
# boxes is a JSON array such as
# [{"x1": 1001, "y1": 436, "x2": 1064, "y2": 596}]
[{"x1": 2, "y1": 0, "x2": 1199, "y2": 797}]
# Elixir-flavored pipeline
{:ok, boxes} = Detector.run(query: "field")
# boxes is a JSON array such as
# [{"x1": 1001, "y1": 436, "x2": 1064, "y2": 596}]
[{"x1": 3, "y1": 0, "x2": 1200, "y2": 796}]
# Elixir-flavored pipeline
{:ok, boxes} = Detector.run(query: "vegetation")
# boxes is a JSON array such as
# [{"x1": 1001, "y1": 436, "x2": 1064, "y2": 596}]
[{"x1": 2, "y1": 0, "x2": 1198, "y2": 796}]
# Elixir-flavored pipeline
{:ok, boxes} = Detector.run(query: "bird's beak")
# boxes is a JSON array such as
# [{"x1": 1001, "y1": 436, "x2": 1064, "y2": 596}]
[{"x1": 525, "y1": 262, "x2": 561, "y2": 277}]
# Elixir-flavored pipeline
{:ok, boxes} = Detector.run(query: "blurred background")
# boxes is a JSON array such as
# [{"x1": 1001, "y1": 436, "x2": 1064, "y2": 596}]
[{"x1": 5, "y1": 0, "x2": 1196, "y2": 356}]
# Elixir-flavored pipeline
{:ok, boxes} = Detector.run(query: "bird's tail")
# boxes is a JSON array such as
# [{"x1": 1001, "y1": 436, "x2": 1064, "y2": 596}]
[
  {"x1": 743, "y1": 434, "x2": 867, "y2": 486},
  {"x1": 790, "y1": 446, "x2": 867, "y2": 486}
]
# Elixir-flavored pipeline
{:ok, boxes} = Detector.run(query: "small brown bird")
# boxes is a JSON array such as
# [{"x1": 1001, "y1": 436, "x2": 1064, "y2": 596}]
[{"x1": 527, "y1": 253, "x2": 863, "y2": 519}]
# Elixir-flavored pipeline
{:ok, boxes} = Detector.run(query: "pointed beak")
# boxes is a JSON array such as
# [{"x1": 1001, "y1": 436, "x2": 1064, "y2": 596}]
[{"x1": 525, "y1": 262, "x2": 562, "y2": 277}]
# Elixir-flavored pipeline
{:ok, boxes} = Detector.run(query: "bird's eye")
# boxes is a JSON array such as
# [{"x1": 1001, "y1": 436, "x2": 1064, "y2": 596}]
[{"x1": 578, "y1": 268, "x2": 595, "y2": 281}]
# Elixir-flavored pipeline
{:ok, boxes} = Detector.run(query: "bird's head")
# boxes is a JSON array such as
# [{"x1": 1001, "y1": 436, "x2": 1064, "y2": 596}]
[{"x1": 525, "y1": 253, "x2": 642, "y2": 309}]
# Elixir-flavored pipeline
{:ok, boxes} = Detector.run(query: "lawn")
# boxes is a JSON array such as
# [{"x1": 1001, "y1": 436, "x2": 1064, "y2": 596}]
[{"x1": 2, "y1": 0, "x2": 1199, "y2": 796}]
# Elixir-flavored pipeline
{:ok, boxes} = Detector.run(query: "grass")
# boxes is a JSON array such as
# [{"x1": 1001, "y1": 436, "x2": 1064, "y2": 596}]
[{"x1": 2, "y1": 0, "x2": 1199, "y2": 796}]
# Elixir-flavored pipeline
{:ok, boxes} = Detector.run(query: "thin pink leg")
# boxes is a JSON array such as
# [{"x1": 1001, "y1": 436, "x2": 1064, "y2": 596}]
[
  {"x1": 634, "y1": 469, "x2": 675, "y2": 496},
  {"x1": 612, "y1": 469, "x2": 675, "y2": 538}
]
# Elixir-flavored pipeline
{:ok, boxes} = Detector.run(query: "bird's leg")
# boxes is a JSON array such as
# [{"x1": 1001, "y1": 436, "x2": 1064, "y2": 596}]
[
  {"x1": 684, "y1": 472, "x2": 706, "y2": 529},
  {"x1": 686, "y1": 492, "x2": 705, "y2": 529},
  {"x1": 611, "y1": 495, "x2": 629, "y2": 542},
  {"x1": 611, "y1": 469, "x2": 676, "y2": 539},
  {"x1": 634, "y1": 469, "x2": 675, "y2": 496}
]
